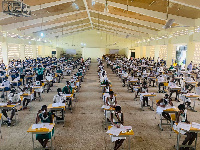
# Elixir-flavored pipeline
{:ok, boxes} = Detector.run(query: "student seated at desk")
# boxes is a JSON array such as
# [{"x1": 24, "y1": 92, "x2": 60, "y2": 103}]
[
  {"x1": 2, "y1": 89, "x2": 19, "y2": 127},
  {"x1": 140, "y1": 80, "x2": 149, "y2": 106},
  {"x1": 33, "y1": 78, "x2": 42, "y2": 100},
  {"x1": 53, "y1": 88, "x2": 65, "y2": 120},
  {"x1": 62, "y1": 81, "x2": 72, "y2": 109},
  {"x1": 185, "y1": 74, "x2": 195, "y2": 92},
  {"x1": 2, "y1": 76, "x2": 11, "y2": 92},
  {"x1": 103, "y1": 82, "x2": 110, "y2": 93},
  {"x1": 176, "y1": 104, "x2": 197, "y2": 150},
  {"x1": 169, "y1": 65, "x2": 174, "y2": 71},
  {"x1": 106, "y1": 91, "x2": 117, "y2": 108},
  {"x1": 156, "y1": 94, "x2": 173, "y2": 121},
  {"x1": 148, "y1": 71, "x2": 156, "y2": 87},
  {"x1": 122, "y1": 70, "x2": 128, "y2": 87},
  {"x1": 157, "y1": 74, "x2": 165, "y2": 93},
  {"x1": 169, "y1": 77, "x2": 180, "y2": 102},
  {"x1": 56, "y1": 67, "x2": 63, "y2": 83},
  {"x1": 36, "y1": 105, "x2": 54, "y2": 149},
  {"x1": 110, "y1": 106, "x2": 125, "y2": 150}
]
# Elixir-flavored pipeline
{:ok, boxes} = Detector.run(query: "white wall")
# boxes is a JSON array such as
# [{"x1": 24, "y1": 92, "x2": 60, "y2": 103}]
[{"x1": 82, "y1": 48, "x2": 107, "y2": 62}]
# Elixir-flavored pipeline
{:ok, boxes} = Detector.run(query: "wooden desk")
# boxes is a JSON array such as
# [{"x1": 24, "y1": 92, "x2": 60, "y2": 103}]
[
  {"x1": 0, "y1": 113, "x2": 2, "y2": 139},
  {"x1": 173, "y1": 123, "x2": 200, "y2": 150},
  {"x1": 48, "y1": 104, "x2": 65, "y2": 124},
  {"x1": 158, "y1": 106, "x2": 179, "y2": 131},
  {"x1": 107, "y1": 126, "x2": 134, "y2": 150},
  {"x1": 27, "y1": 123, "x2": 55, "y2": 150},
  {"x1": 140, "y1": 93, "x2": 156, "y2": 111},
  {"x1": 182, "y1": 94, "x2": 199, "y2": 112},
  {"x1": 63, "y1": 94, "x2": 73, "y2": 113},
  {"x1": 0, "y1": 103, "x2": 20, "y2": 125}
]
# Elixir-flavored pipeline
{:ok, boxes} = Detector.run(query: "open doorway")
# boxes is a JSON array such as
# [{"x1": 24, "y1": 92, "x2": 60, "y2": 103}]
[{"x1": 176, "y1": 45, "x2": 187, "y2": 67}]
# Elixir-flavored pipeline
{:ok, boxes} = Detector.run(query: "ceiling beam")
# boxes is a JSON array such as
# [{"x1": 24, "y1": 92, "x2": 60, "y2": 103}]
[
  {"x1": 90, "y1": 10, "x2": 163, "y2": 30},
  {"x1": 82, "y1": 0, "x2": 93, "y2": 29},
  {"x1": 93, "y1": 23, "x2": 148, "y2": 38},
  {"x1": 43, "y1": 22, "x2": 91, "y2": 35},
  {"x1": 91, "y1": 17, "x2": 157, "y2": 35},
  {"x1": 2, "y1": 10, "x2": 86, "y2": 31},
  {"x1": 0, "y1": 0, "x2": 76, "y2": 21},
  {"x1": 48, "y1": 26, "x2": 92, "y2": 38},
  {"x1": 22, "y1": 17, "x2": 88, "y2": 34},
  {"x1": 170, "y1": 0, "x2": 200, "y2": 10},
  {"x1": 95, "y1": 0, "x2": 195, "y2": 26},
  {"x1": 93, "y1": 27, "x2": 138, "y2": 40}
]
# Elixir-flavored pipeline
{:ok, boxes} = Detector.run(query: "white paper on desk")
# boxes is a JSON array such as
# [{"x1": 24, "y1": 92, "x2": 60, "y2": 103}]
[
  {"x1": 0, "y1": 103, "x2": 7, "y2": 106},
  {"x1": 32, "y1": 124, "x2": 43, "y2": 129},
  {"x1": 192, "y1": 122, "x2": 200, "y2": 129},
  {"x1": 177, "y1": 122, "x2": 191, "y2": 131},
  {"x1": 52, "y1": 103, "x2": 65, "y2": 107},
  {"x1": 101, "y1": 105, "x2": 110, "y2": 109},
  {"x1": 156, "y1": 106, "x2": 176, "y2": 114},
  {"x1": 32, "y1": 123, "x2": 53, "y2": 130},
  {"x1": 63, "y1": 94, "x2": 72, "y2": 97},
  {"x1": 106, "y1": 125, "x2": 132, "y2": 136}
]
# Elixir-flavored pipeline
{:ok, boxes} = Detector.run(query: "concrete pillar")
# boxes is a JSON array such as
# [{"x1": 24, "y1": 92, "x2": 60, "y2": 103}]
[
  {"x1": 32, "y1": 45, "x2": 37, "y2": 59},
  {"x1": 2, "y1": 38, "x2": 8, "y2": 65},
  {"x1": 140, "y1": 46, "x2": 143, "y2": 58},
  {"x1": 154, "y1": 45, "x2": 160, "y2": 61},
  {"x1": 186, "y1": 35, "x2": 195, "y2": 67},
  {"x1": 146, "y1": 46, "x2": 150, "y2": 58},
  {"x1": 19, "y1": 44, "x2": 25, "y2": 60},
  {"x1": 166, "y1": 39, "x2": 174, "y2": 67}
]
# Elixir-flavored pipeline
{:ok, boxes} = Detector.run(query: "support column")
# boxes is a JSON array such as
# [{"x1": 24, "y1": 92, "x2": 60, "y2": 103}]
[
  {"x1": 2, "y1": 38, "x2": 8, "y2": 65},
  {"x1": 140, "y1": 46, "x2": 143, "y2": 58},
  {"x1": 166, "y1": 39, "x2": 174, "y2": 67},
  {"x1": 186, "y1": 35, "x2": 195, "y2": 67},
  {"x1": 146, "y1": 46, "x2": 150, "y2": 58},
  {"x1": 154, "y1": 45, "x2": 160, "y2": 62},
  {"x1": 142, "y1": 46, "x2": 146, "y2": 58},
  {"x1": 19, "y1": 44, "x2": 25, "y2": 60},
  {"x1": 32, "y1": 45, "x2": 37, "y2": 59}
]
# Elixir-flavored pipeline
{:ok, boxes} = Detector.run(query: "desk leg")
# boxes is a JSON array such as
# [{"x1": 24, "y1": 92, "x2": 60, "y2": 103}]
[
  {"x1": 51, "y1": 132, "x2": 53, "y2": 150},
  {"x1": 192, "y1": 100, "x2": 197, "y2": 112},
  {"x1": 0, "y1": 119, "x2": 2, "y2": 139},
  {"x1": 141, "y1": 101, "x2": 144, "y2": 111},
  {"x1": 71, "y1": 98, "x2": 73, "y2": 113},
  {"x1": 177, "y1": 131, "x2": 180, "y2": 150},
  {"x1": 104, "y1": 110, "x2": 107, "y2": 130},
  {"x1": 195, "y1": 132, "x2": 197, "y2": 150},
  {"x1": 32, "y1": 133, "x2": 34, "y2": 150}
]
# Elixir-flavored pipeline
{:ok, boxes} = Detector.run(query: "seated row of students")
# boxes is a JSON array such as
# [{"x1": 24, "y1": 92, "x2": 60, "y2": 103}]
[
  {"x1": 97, "y1": 60, "x2": 125, "y2": 150},
  {"x1": 156, "y1": 94, "x2": 197, "y2": 149},
  {"x1": 35, "y1": 58, "x2": 91, "y2": 148}
]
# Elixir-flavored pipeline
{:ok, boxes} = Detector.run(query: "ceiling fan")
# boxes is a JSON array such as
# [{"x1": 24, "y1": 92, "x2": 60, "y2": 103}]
[{"x1": 163, "y1": 0, "x2": 190, "y2": 29}]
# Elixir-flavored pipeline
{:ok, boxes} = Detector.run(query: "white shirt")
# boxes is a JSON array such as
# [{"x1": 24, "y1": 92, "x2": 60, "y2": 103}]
[
  {"x1": 2, "y1": 80, "x2": 10, "y2": 88},
  {"x1": 53, "y1": 94, "x2": 64, "y2": 103}
]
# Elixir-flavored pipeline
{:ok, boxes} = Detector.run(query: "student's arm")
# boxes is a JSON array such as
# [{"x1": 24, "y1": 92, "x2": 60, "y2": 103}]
[
  {"x1": 156, "y1": 99, "x2": 163, "y2": 106},
  {"x1": 110, "y1": 113, "x2": 119, "y2": 128},
  {"x1": 169, "y1": 99, "x2": 173, "y2": 106},
  {"x1": 36, "y1": 111, "x2": 41, "y2": 124}
]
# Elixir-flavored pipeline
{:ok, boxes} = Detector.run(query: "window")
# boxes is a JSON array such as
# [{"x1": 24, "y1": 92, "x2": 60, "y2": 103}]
[{"x1": 8, "y1": 43, "x2": 20, "y2": 60}]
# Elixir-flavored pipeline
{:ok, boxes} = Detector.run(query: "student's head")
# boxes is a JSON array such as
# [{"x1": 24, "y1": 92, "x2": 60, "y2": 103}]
[
  {"x1": 164, "y1": 94, "x2": 169, "y2": 99},
  {"x1": 5, "y1": 76, "x2": 8, "y2": 80},
  {"x1": 41, "y1": 105, "x2": 47, "y2": 112},
  {"x1": 115, "y1": 106, "x2": 121, "y2": 113},
  {"x1": 66, "y1": 81, "x2": 70, "y2": 86},
  {"x1": 178, "y1": 104, "x2": 185, "y2": 113},
  {"x1": 109, "y1": 91, "x2": 114, "y2": 97},
  {"x1": 57, "y1": 88, "x2": 62, "y2": 93}
]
